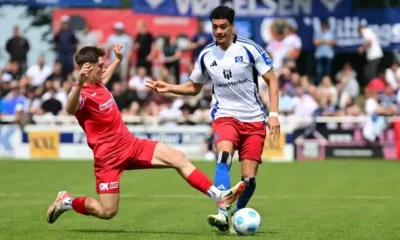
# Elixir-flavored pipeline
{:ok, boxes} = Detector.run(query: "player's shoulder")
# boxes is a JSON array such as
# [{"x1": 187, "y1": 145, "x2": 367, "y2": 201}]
[
  {"x1": 235, "y1": 35, "x2": 264, "y2": 54},
  {"x1": 198, "y1": 40, "x2": 217, "y2": 58}
]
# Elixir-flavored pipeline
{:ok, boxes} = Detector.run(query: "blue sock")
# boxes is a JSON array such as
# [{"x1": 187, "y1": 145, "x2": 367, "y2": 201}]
[
  {"x1": 232, "y1": 177, "x2": 256, "y2": 216},
  {"x1": 215, "y1": 151, "x2": 232, "y2": 216}
]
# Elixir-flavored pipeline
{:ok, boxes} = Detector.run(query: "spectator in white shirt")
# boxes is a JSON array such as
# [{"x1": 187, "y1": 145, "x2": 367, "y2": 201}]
[
  {"x1": 25, "y1": 55, "x2": 52, "y2": 87},
  {"x1": 128, "y1": 66, "x2": 152, "y2": 104},
  {"x1": 266, "y1": 19, "x2": 288, "y2": 69},
  {"x1": 159, "y1": 99, "x2": 182, "y2": 126},
  {"x1": 385, "y1": 59, "x2": 400, "y2": 90},
  {"x1": 107, "y1": 22, "x2": 133, "y2": 83},
  {"x1": 318, "y1": 76, "x2": 338, "y2": 106},
  {"x1": 283, "y1": 22, "x2": 302, "y2": 67},
  {"x1": 358, "y1": 24, "x2": 383, "y2": 83}
]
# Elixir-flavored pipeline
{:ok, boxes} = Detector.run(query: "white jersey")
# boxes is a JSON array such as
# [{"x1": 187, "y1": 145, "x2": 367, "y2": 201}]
[{"x1": 190, "y1": 35, "x2": 273, "y2": 122}]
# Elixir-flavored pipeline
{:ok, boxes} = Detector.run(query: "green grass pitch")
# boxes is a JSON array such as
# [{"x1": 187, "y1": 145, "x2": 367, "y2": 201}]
[{"x1": 0, "y1": 159, "x2": 399, "y2": 240}]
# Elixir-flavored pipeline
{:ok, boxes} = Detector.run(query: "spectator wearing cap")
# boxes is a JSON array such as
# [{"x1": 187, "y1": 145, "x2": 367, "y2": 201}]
[
  {"x1": 106, "y1": 22, "x2": 133, "y2": 84},
  {"x1": 134, "y1": 20, "x2": 155, "y2": 76},
  {"x1": 5, "y1": 25, "x2": 30, "y2": 74},
  {"x1": 53, "y1": 15, "x2": 78, "y2": 80},
  {"x1": 358, "y1": 24, "x2": 383, "y2": 83},
  {"x1": 313, "y1": 19, "x2": 335, "y2": 85}
]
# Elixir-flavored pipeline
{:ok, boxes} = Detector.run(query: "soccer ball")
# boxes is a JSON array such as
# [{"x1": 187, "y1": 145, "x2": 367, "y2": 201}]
[{"x1": 232, "y1": 208, "x2": 261, "y2": 235}]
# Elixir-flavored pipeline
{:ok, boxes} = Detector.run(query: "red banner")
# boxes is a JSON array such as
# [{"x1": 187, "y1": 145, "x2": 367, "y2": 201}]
[{"x1": 53, "y1": 9, "x2": 198, "y2": 69}]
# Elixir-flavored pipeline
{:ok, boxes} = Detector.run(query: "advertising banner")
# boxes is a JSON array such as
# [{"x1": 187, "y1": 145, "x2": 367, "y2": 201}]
[
  {"x1": 4, "y1": 124, "x2": 294, "y2": 161},
  {"x1": 0, "y1": 125, "x2": 19, "y2": 158},
  {"x1": 27, "y1": 131, "x2": 59, "y2": 158},
  {"x1": 294, "y1": 125, "x2": 397, "y2": 160},
  {"x1": 133, "y1": 0, "x2": 400, "y2": 52},
  {"x1": 0, "y1": 0, "x2": 120, "y2": 7},
  {"x1": 53, "y1": 9, "x2": 198, "y2": 43}
]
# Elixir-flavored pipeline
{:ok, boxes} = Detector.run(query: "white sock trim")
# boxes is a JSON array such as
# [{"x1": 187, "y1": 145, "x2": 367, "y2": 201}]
[
  {"x1": 207, "y1": 186, "x2": 222, "y2": 202},
  {"x1": 61, "y1": 197, "x2": 73, "y2": 210}
]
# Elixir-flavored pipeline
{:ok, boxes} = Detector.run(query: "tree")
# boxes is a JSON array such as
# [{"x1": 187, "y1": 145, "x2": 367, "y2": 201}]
[{"x1": 24, "y1": 7, "x2": 53, "y2": 43}]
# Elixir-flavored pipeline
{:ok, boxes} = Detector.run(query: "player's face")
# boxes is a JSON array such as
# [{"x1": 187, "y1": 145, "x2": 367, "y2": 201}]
[
  {"x1": 211, "y1": 19, "x2": 233, "y2": 45},
  {"x1": 89, "y1": 57, "x2": 105, "y2": 83}
]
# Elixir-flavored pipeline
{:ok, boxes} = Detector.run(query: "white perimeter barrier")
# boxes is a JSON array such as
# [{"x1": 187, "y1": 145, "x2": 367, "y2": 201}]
[{"x1": 1, "y1": 115, "x2": 397, "y2": 161}]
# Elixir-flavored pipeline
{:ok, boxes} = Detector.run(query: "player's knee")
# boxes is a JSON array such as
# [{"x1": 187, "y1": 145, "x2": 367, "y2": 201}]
[
  {"x1": 99, "y1": 204, "x2": 118, "y2": 220},
  {"x1": 217, "y1": 151, "x2": 232, "y2": 168},
  {"x1": 101, "y1": 208, "x2": 118, "y2": 220}
]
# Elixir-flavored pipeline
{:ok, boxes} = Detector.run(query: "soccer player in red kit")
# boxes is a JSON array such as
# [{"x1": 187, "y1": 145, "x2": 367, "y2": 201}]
[{"x1": 46, "y1": 44, "x2": 246, "y2": 224}]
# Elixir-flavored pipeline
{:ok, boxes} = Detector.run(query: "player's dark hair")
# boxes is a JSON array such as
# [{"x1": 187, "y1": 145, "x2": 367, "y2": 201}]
[
  {"x1": 75, "y1": 46, "x2": 105, "y2": 68},
  {"x1": 209, "y1": 6, "x2": 235, "y2": 24}
]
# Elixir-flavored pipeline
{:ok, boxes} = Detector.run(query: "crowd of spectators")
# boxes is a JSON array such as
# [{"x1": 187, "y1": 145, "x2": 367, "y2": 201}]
[{"x1": 1, "y1": 16, "x2": 399, "y2": 131}]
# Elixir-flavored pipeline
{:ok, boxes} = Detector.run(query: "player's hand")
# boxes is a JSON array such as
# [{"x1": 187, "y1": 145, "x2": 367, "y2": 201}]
[
  {"x1": 114, "y1": 43, "x2": 123, "y2": 61},
  {"x1": 268, "y1": 116, "x2": 280, "y2": 140},
  {"x1": 145, "y1": 79, "x2": 171, "y2": 93},
  {"x1": 78, "y1": 63, "x2": 92, "y2": 86}
]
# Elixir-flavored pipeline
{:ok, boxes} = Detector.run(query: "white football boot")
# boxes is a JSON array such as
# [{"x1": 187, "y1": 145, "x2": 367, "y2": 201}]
[{"x1": 46, "y1": 191, "x2": 70, "y2": 224}]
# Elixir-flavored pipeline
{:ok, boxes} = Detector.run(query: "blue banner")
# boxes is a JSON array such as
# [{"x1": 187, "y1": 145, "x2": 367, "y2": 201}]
[
  {"x1": 0, "y1": 0, "x2": 58, "y2": 6},
  {"x1": 133, "y1": 0, "x2": 400, "y2": 52},
  {"x1": 0, "y1": 0, "x2": 120, "y2": 7}
]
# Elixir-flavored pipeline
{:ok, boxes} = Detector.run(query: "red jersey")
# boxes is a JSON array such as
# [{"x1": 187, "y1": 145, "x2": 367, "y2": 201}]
[{"x1": 72, "y1": 83, "x2": 135, "y2": 164}]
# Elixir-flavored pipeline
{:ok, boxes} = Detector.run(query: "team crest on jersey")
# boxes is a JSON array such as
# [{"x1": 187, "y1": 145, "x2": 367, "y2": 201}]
[
  {"x1": 235, "y1": 56, "x2": 243, "y2": 63},
  {"x1": 261, "y1": 52, "x2": 273, "y2": 65},
  {"x1": 214, "y1": 132, "x2": 219, "y2": 140},
  {"x1": 223, "y1": 69, "x2": 232, "y2": 80}
]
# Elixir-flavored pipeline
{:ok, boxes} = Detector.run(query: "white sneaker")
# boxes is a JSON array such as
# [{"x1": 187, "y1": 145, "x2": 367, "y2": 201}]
[
  {"x1": 207, "y1": 213, "x2": 229, "y2": 232},
  {"x1": 217, "y1": 181, "x2": 246, "y2": 211},
  {"x1": 46, "y1": 191, "x2": 70, "y2": 224}
]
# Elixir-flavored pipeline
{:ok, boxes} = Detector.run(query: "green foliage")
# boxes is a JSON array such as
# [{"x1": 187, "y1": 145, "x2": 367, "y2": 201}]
[{"x1": 24, "y1": 7, "x2": 52, "y2": 42}]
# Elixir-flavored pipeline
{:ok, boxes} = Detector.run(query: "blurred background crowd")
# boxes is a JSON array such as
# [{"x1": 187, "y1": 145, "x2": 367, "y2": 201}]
[{"x1": 1, "y1": 12, "x2": 400, "y2": 129}]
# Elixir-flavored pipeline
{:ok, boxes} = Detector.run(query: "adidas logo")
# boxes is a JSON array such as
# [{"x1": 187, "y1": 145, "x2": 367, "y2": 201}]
[{"x1": 210, "y1": 61, "x2": 217, "y2": 67}]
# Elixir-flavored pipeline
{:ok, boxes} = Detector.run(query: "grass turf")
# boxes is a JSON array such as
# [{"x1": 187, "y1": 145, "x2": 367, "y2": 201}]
[{"x1": 0, "y1": 159, "x2": 399, "y2": 240}]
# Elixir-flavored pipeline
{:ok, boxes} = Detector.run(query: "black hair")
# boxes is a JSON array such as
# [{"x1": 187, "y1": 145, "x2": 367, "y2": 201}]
[
  {"x1": 209, "y1": 6, "x2": 235, "y2": 24},
  {"x1": 75, "y1": 46, "x2": 105, "y2": 68}
]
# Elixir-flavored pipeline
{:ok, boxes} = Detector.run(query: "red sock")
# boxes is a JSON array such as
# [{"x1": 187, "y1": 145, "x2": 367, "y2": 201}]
[
  {"x1": 72, "y1": 197, "x2": 89, "y2": 215},
  {"x1": 186, "y1": 169, "x2": 213, "y2": 194}
]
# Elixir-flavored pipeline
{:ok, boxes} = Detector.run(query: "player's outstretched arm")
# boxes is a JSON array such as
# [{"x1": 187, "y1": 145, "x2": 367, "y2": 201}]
[
  {"x1": 262, "y1": 70, "x2": 280, "y2": 140},
  {"x1": 66, "y1": 63, "x2": 92, "y2": 114},
  {"x1": 102, "y1": 44, "x2": 123, "y2": 85},
  {"x1": 145, "y1": 79, "x2": 203, "y2": 96}
]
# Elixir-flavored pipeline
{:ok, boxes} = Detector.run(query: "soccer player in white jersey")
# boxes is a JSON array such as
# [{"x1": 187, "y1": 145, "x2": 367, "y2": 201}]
[{"x1": 146, "y1": 6, "x2": 280, "y2": 232}]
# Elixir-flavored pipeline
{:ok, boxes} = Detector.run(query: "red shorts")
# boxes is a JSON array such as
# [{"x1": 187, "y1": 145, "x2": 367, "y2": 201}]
[
  {"x1": 212, "y1": 117, "x2": 266, "y2": 162},
  {"x1": 94, "y1": 138, "x2": 158, "y2": 194}
]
